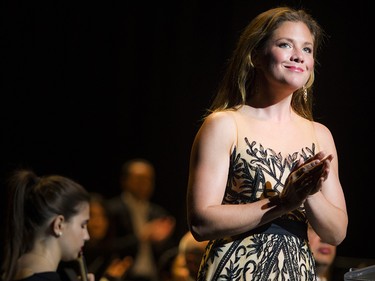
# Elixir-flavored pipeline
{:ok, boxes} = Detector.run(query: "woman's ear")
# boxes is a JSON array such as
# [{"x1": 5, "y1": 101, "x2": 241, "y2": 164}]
[{"x1": 52, "y1": 215, "x2": 65, "y2": 238}]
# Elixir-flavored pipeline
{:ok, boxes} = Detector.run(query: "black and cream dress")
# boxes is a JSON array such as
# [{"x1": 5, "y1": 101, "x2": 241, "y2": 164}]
[{"x1": 197, "y1": 111, "x2": 317, "y2": 281}]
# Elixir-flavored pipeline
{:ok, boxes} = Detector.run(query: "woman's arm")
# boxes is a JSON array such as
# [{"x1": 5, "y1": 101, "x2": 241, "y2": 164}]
[
  {"x1": 187, "y1": 112, "x2": 296, "y2": 241},
  {"x1": 304, "y1": 122, "x2": 348, "y2": 245}
]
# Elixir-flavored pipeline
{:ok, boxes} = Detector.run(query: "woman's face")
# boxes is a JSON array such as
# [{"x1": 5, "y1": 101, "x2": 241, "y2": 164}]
[
  {"x1": 60, "y1": 202, "x2": 90, "y2": 261},
  {"x1": 257, "y1": 21, "x2": 314, "y2": 92},
  {"x1": 308, "y1": 226, "x2": 336, "y2": 267},
  {"x1": 87, "y1": 201, "x2": 109, "y2": 240}
]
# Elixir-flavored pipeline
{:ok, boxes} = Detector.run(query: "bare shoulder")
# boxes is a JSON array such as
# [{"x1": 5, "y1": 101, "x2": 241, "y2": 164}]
[
  {"x1": 200, "y1": 110, "x2": 237, "y2": 133},
  {"x1": 195, "y1": 110, "x2": 237, "y2": 147},
  {"x1": 312, "y1": 121, "x2": 337, "y2": 152},
  {"x1": 312, "y1": 121, "x2": 334, "y2": 140}
]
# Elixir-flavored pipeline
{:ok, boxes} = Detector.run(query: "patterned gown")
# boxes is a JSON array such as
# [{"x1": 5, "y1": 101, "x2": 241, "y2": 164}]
[{"x1": 196, "y1": 115, "x2": 318, "y2": 281}]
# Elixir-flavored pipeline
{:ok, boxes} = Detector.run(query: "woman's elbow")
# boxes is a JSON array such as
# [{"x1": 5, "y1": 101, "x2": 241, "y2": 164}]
[
  {"x1": 188, "y1": 215, "x2": 213, "y2": 242},
  {"x1": 323, "y1": 223, "x2": 348, "y2": 246},
  {"x1": 189, "y1": 226, "x2": 206, "y2": 242},
  {"x1": 334, "y1": 216, "x2": 349, "y2": 245},
  {"x1": 331, "y1": 226, "x2": 348, "y2": 246}
]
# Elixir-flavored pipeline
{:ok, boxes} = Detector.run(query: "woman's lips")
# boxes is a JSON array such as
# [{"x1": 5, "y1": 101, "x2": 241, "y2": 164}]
[{"x1": 318, "y1": 246, "x2": 332, "y2": 255}]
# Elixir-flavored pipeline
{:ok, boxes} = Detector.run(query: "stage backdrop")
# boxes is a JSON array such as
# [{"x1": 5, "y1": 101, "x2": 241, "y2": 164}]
[{"x1": 1, "y1": 0, "x2": 373, "y2": 264}]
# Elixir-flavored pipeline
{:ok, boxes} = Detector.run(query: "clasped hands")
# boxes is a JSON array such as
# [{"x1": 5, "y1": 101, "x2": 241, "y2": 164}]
[{"x1": 278, "y1": 152, "x2": 333, "y2": 211}]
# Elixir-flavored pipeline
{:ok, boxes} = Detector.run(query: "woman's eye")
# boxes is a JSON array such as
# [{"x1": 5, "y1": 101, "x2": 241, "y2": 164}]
[
  {"x1": 279, "y1": 43, "x2": 291, "y2": 48},
  {"x1": 303, "y1": 47, "x2": 312, "y2": 54}
]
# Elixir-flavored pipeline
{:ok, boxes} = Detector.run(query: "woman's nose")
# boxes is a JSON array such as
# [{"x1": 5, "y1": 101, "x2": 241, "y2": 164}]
[
  {"x1": 291, "y1": 50, "x2": 304, "y2": 63},
  {"x1": 84, "y1": 229, "x2": 90, "y2": 241}
]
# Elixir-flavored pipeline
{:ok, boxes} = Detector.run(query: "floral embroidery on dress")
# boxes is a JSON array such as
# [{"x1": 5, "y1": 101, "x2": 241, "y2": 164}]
[{"x1": 197, "y1": 140, "x2": 317, "y2": 281}]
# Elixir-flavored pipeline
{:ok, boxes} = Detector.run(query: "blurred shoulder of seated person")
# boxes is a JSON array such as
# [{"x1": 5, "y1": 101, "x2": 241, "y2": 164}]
[
  {"x1": 106, "y1": 158, "x2": 176, "y2": 281},
  {"x1": 157, "y1": 247, "x2": 189, "y2": 281},
  {"x1": 178, "y1": 231, "x2": 208, "y2": 281},
  {"x1": 308, "y1": 224, "x2": 337, "y2": 281},
  {"x1": 59, "y1": 255, "x2": 133, "y2": 281}
]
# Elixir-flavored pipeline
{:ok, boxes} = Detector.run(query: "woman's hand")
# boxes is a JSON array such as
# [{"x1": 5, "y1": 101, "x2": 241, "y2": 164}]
[
  {"x1": 103, "y1": 256, "x2": 133, "y2": 281},
  {"x1": 140, "y1": 216, "x2": 176, "y2": 243},
  {"x1": 280, "y1": 153, "x2": 333, "y2": 210}
]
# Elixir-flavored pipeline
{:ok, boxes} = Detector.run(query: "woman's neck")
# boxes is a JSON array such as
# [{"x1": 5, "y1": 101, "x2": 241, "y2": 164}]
[{"x1": 15, "y1": 250, "x2": 59, "y2": 279}]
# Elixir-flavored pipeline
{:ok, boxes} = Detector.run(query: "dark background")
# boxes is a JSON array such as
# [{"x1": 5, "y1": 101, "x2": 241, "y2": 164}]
[{"x1": 1, "y1": 0, "x2": 374, "y2": 268}]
